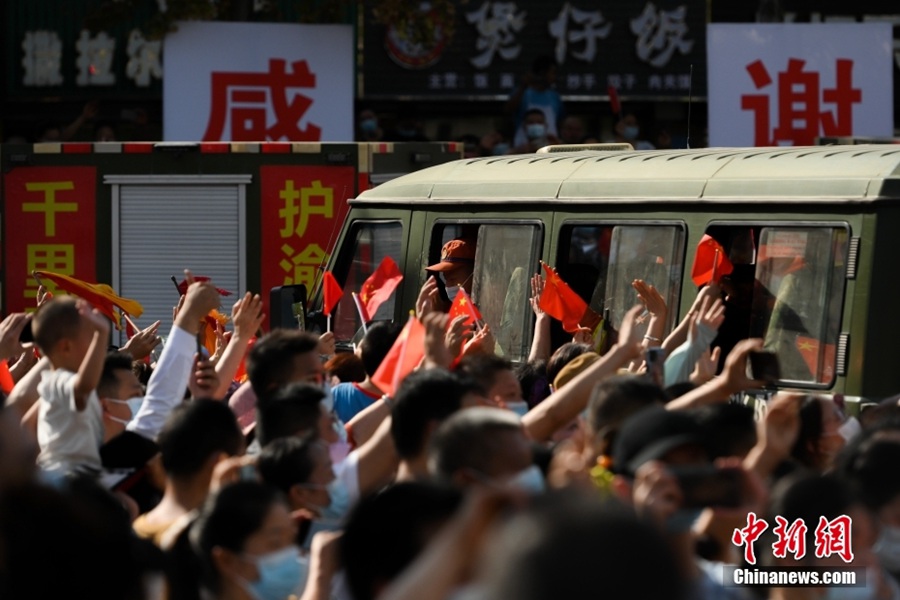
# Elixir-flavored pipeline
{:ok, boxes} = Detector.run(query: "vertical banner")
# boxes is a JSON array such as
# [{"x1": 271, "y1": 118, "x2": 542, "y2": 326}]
[
  {"x1": 164, "y1": 22, "x2": 353, "y2": 142},
  {"x1": 260, "y1": 166, "x2": 356, "y2": 325},
  {"x1": 3, "y1": 167, "x2": 97, "y2": 314},
  {"x1": 708, "y1": 23, "x2": 893, "y2": 147}
]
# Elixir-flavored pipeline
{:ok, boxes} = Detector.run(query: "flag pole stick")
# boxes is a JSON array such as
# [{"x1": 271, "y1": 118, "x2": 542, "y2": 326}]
[
  {"x1": 352, "y1": 293, "x2": 369, "y2": 334},
  {"x1": 122, "y1": 314, "x2": 140, "y2": 338},
  {"x1": 327, "y1": 314, "x2": 332, "y2": 333},
  {"x1": 712, "y1": 248, "x2": 719, "y2": 284}
]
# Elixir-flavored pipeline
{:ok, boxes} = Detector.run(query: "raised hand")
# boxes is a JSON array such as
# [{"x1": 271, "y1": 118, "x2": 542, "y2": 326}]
[
  {"x1": 529, "y1": 273, "x2": 545, "y2": 317},
  {"x1": 121, "y1": 320, "x2": 162, "y2": 361},
  {"x1": 231, "y1": 292, "x2": 265, "y2": 340},
  {"x1": 318, "y1": 331, "x2": 336, "y2": 357},
  {"x1": 188, "y1": 354, "x2": 220, "y2": 399},
  {"x1": 616, "y1": 304, "x2": 646, "y2": 360},
  {"x1": 444, "y1": 315, "x2": 473, "y2": 360},
  {"x1": 416, "y1": 276, "x2": 441, "y2": 319},
  {"x1": 632, "y1": 279, "x2": 667, "y2": 319},
  {"x1": 0, "y1": 313, "x2": 30, "y2": 358}
]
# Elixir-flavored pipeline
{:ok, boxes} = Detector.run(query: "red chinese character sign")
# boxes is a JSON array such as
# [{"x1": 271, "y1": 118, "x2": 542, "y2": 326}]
[
  {"x1": 259, "y1": 166, "x2": 356, "y2": 325},
  {"x1": 3, "y1": 167, "x2": 97, "y2": 314},
  {"x1": 164, "y1": 22, "x2": 352, "y2": 142},
  {"x1": 708, "y1": 24, "x2": 893, "y2": 147}
]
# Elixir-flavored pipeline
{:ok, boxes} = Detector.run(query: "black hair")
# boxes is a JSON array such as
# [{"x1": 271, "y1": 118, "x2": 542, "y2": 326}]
[
  {"x1": 692, "y1": 402, "x2": 757, "y2": 460},
  {"x1": 586, "y1": 375, "x2": 667, "y2": 455},
  {"x1": 483, "y1": 491, "x2": 684, "y2": 600},
  {"x1": 98, "y1": 351, "x2": 136, "y2": 397},
  {"x1": 457, "y1": 353, "x2": 515, "y2": 397},
  {"x1": 340, "y1": 481, "x2": 463, "y2": 600},
  {"x1": 358, "y1": 321, "x2": 402, "y2": 377},
  {"x1": 390, "y1": 369, "x2": 473, "y2": 459},
  {"x1": 257, "y1": 434, "x2": 322, "y2": 496},
  {"x1": 516, "y1": 359, "x2": 550, "y2": 408},
  {"x1": 157, "y1": 400, "x2": 243, "y2": 478},
  {"x1": 428, "y1": 406, "x2": 524, "y2": 480},
  {"x1": 189, "y1": 482, "x2": 287, "y2": 595},
  {"x1": 522, "y1": 108, "x2": 546, "y2": 121},
  {"x1": 246, "y1": 329, "x2": 320, "y2": 397},
  {"x1": 546, "y1": 343, "x2": 592, "y2": 387},
  {"x1": 833, "y1": 421, "x2": 900, "y2": 512},
  {"x1": 531, "y1": 55, "x2": 556, "y2": 75},
  {"x1": 255, "y1": 382, "x2": 325, "y2": 447},
  {"x1": 32, "y1": 296, "x2": 81, "y2": 356},
  {"x1": 791, "y1": 396, "x2": 824, "y2": 469}
]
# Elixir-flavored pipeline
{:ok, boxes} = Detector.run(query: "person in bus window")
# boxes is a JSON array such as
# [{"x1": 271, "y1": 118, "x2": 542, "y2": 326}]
[{"x1": 426, "y1": 239, "x2": 476, "y2": 305}]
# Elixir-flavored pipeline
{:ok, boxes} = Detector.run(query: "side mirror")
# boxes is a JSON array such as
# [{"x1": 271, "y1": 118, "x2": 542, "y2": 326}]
[{"x1": 269, "y1": 284, "x2": 307, "y2": 330}]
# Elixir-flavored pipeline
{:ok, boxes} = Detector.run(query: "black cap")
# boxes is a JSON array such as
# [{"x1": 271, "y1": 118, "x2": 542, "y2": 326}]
[{"x1": 613, "y1": 407, "x2": 706, "y2": 477}]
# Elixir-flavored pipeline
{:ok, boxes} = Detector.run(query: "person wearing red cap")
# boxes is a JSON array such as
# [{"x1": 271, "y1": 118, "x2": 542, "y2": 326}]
[{"x1": 426, "y1": 239, "x2": 476, "y2": 303}]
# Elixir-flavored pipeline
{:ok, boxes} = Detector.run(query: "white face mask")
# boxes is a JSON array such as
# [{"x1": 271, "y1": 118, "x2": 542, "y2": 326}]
[
  {"x1": 445, "y1": 285, "x2": 460, "y2": 302},
  {"x1": 839, "y1": 416, "x2": 862, "y2": 443},
  {"x1": 104, "y1": 396, "x2": 142, "y2": 426},
  {"x1": 876, "y1": 525, "x2": 900, "y2": 572},
  {"x1": 320, "y1": 382, "x2": 334, "y2": 413},
  {"x1": 508, "y1": 465, "x2": 546, "y2": 495}
]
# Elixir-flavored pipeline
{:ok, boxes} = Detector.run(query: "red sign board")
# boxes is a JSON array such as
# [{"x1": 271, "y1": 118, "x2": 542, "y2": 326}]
[
  {"x1": 3, "y1": 167, "x2": 97, "y2": 314},
  {"x1": 259, "y1": 166, "x2": 356, "y2": 326}
]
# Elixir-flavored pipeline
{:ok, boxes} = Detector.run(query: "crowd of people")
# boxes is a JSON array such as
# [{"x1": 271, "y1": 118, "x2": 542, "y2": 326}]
[{"x1": 1, "y1": 246, "x2": 899, "y2": 600}]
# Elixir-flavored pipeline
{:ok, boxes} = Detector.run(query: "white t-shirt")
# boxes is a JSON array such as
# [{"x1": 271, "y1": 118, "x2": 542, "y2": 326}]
[{"x1": 37, "y1": 368, "x2": 104, "y2": 474}]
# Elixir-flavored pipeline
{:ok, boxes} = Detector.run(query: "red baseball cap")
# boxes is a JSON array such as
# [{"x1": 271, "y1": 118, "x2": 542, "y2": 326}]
[{"x1": 427, "y1": 239, "x2": 476, "y2": 272}]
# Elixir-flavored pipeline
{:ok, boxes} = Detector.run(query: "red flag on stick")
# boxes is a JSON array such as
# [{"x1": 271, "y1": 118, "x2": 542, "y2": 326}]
[
  {"x1": 539, "y1": 263, "x2": 600, "y2": 334},
  {"x1": 360, "y1": 257, "x2": 403, "y2": 320},
  {"x1": 0, "y1": 360, "x2": 14, "y2": 395},
  {"x1": 33, "y1": 270, "x2": 143, "y2": 330},
  {"x1": 608, "y1": 84, "x2": 621, "y2": 117},
  {"x1": 371, "y1": 315, "x2": 426, "y2": 398},
  {"x1": 322, "y1": 272, "x2": 343, "y2": 317},
  {"x1": 691, "y1": 235, "x2": 734, "y2": 287},
  {"x1": 448, "y1": 288, "x2": 482, "y2": 327},
  {"x1": 175, "y1": 276, "x2": 233, "y2": 297}
]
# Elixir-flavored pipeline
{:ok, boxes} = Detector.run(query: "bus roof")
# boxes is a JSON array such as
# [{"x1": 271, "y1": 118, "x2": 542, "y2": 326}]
[{"x1": 354, "y1": 145, "x2": 900, "y2": 205}]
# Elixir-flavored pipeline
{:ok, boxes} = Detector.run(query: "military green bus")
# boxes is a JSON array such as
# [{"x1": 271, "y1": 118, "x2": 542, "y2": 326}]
[{"x1": 314, "y1": 144, "x2": 900, "y2": 409}]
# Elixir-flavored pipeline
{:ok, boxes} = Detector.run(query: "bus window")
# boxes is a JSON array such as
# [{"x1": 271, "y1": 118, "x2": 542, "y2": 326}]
[
  {"x1": 429, "y1": 223, "x2": 541, "y2": 362},
  {"x1": 333, "y1": 221, "x2": 403, "y2": 341},
  {"x1": 751, "y1": 227, "x2": 847, "y2": 386}
]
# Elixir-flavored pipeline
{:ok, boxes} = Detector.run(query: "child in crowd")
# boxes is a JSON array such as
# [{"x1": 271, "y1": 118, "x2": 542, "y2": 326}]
[{"x1": 32, "y1": 297, "x2": 110, "y2": 476}]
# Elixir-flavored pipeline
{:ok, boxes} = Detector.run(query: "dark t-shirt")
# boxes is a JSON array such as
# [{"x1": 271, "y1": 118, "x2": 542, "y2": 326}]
[{"x1": 100, "y1": 431, "x2": 162, "y2": 513}]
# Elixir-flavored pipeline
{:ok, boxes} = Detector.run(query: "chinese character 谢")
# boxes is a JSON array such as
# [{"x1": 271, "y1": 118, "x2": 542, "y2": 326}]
[
  {"x1": 814, "y1": 515, "x2": 854, "y2": 563},
  {"x1": 280, "y1": 243, "x2": 328, "y2": 288},
  {"x1": 125, "y1": 29, "x2": 162, "y2": 87},
  {"x1": 278, "y1": 180, "x2": 333, "y2": 239},
  {"x1": 76, "y1": 30, "x2": 116, "y2": 86},
  {"x1": 740, "y1": 58, "x2": 862, "y2": 146},
  {"x1": 630, "y1": 3, "x2": 693, "y2": 68},
  {"x1": 22, "y1": 31, "x2": 63, "y2": 86},
  {"x1": 203, "y1": 59, "x2": 321, "y2": 142},
  {"x1": 548, "y1": 3, "x2": 612, "y2": 64},
  {"x1": 466, "y1": 2, "x2": 526, "y2": 69},
  {"x1": 772, "y1": 516, "x2": 808, "y2": 560},
  {"x1": 732, "y1": 512, "x2": 769, "y2": 565}
]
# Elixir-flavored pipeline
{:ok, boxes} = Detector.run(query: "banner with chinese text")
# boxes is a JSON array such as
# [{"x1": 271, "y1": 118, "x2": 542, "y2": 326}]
[
  {"x1": 164, "y1": 22, "x2": 353, "y2": 142},
  {"x1": 259, "y1": 166, "x2": 356, "y2": 323},
  {"x1": 707, "y1": 24, "x2": 893, "y2": 147},
  {"x1": 362, "y1": 0, "x2": 706, "y2": 100},
  {"x1": 3, "y1": 167, "x2": 97, "y2": 314}
]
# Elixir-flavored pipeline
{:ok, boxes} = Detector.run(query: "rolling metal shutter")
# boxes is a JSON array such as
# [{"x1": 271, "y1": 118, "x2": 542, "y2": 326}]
[{"x1": 108, "y1": 175, "x2": 248, "y2": 338}]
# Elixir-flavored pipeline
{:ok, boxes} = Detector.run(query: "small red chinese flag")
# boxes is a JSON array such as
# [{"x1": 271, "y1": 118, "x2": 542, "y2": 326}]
[
  {"x1": 322, "y1": 272, "x2": 343, "y2": 317},
  {"x1": 448, "y1": 288, "x2": 482, "y2": 326},
  {"x1": 539, "y1": 263, "x2": 600, "y2": 333},
  {"x1": 608, "y1": 84, "x2": 621, "y2": 116},
  {"x1": 203, "y1": 310, "x2": 229, "y2": 357},
  {"x1": 691, "y1": 235, "x2": 734, "y2": 287},
  {"x1": 175, "y1": 276, "x2": 233, "y2": 297},
  {"x1": 34, "y1": 270, "x2": 144, "y2": 329},
  {"x1": 371, "y1": 315, "x2": 426, "y2": 398},
  {"x1": 0, "y1": 360, "x2": 14, "y2": 395},
  {"x1": 233, "y1": 336, "x2": 256, "y2": 384},
  {"x1": 360, "y1": 257, "x2": 403, "y2": 320}
]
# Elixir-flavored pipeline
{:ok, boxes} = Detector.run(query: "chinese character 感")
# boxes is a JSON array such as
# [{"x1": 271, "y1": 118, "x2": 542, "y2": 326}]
[
  {"x1": 280, "y1": 243, "x2": 328, "y2": 288},
  {"x1": 23, "y1": 181, "x2": 77, "y2": 237},
  {"x1": 630, "y1": 3, "x2": 694, "y2": 68},
  {"x1": 566, "y1": 74, "x2": 582, "y2": 90},
  {"x1": 278, "y1": 180, "x2": 334, "y2": 239},
  {"x1": 466, "y1": 2, "x2": 526, "y2": 69},
  {"x1": 429, "y1": 74, "x2": 443, "y2": 90},
  {"x1": 772, "y1": 516, "x2": 808, "y2": 560},
  {"x1": 549, "y1": 3, "x2": 612, "y2": 64},
  {"x1": 500, "y1": 73, "x2": 516, "y2": 89},
  {"x1": 814, "y1": 515, "x2": 854, "y2": 563},
  {"x1": 26, "y1": 244, "x2": 74, "y2": 304},
  {"x1": 740, "y1": 58, "x2": 862, "y2": 146},
  {"x1": 732, "y1": 512, "x2": 769, "y2": 565},
  {"x1": 76, "y1": 30, "x2": 116, "y2": 86},
  {"x1": 473, "y1": 73, "x2": 489, "y2": 89},
  {"x1": 443, "y1": 72, "x2": 459, "y2": 89},
  {"x1": 125, "y1": 29, "x2": 162, "y2": 87},
  {"x1": 203, "y1": 59, "x2": 321, "y2": 142},
  {"x1": 22, "y1": 31, "x2": 63, "y2": 86}
]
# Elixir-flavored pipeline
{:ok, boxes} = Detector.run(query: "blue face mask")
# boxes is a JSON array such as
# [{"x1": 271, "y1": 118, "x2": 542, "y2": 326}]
[
  {"x1": 319, "y1": 478, "x2": 352, "y2": 523},
  {"x1": 492, "y1": 142, "x2": 510, "y2": 156},
  {"x1": 623, "y1": 125, "x2": 639, "y2": 140},
  {"x1": 505, "y1": 400, "x2": 529, "y2": 418},
  {"x1": 526, "y1": 123, "x2": 546, "y2": 140},
  {"x1": 509, "y1": 465, "x2": 546, "y2": 495},
  {"x1": 666, "y1": 509, "x2": 703, "y2": 534},
  {"x1": 241, "y1": 545, "x2": 306, "y2": 600},
  {"x1": 359, "y1": 118, "x2": 378, "y2": 133}
]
